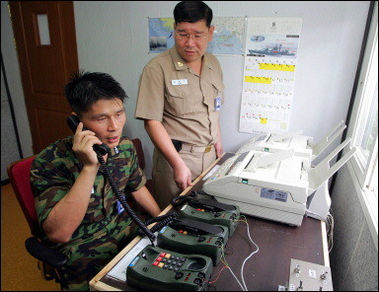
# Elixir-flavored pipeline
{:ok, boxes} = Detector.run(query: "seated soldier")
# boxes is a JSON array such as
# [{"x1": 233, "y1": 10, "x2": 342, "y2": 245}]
[{"x1": 30, "y1": 71, "x2": 161, "y2": 290}]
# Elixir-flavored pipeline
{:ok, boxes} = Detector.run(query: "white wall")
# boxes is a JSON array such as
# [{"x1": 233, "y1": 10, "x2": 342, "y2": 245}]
[
  {"x1": 1, "y1": 1, "x2": 371, "y2": 179},
  {"x1": 73, "y1": 1, "x2": 370, "y2": 177}
]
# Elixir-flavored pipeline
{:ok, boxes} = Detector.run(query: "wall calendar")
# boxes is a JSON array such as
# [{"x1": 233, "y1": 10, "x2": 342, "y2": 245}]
[{"x1": 239, "y1": 17, "x2": 302, "y2": 134}]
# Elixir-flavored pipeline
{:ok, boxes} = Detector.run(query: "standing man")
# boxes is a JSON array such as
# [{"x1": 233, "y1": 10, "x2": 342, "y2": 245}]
[{"x1": 135, "y1": 1, "x2": 224, "y2": 209}]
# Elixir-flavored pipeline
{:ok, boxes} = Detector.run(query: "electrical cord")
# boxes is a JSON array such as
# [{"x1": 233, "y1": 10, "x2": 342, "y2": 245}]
[
  {"x1": 142, "y1": 212, "x2": 179, "y2": 235},
  {"x1": 149, "y1": 215, "x2": 178, "y2": 234},
  {"x1": 207, "y1": 241, "x2": 246, "y2": 290},
  {"x1": 305, "y1": 209, "x2": 335, "y2": 253},
  {"x1": 206, "y1": 215, "x2": 259, "y2": 291},
  {"x1": 239, "y1": 215, "x2": 259, "y2": 291},
  {"x1": 326, "y1": 208, "x2": 335, "y2": 253},
  {"x1": 217, "y1": 244, "x2": 246, "y2": 291},
  {"x1": 143, "y1": 212, "x2": 178, "y2": 226},
  {"x1": 171, "y1": 191, "x2": 197, "y2": 207},
  {"x1": 97, "y1": 154, "x2": 156, "y2": 246}
]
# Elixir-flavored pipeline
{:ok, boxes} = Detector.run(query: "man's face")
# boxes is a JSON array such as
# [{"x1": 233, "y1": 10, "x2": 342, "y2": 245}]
[
  {"x1": 80, "y1": 98, "x2": 126, "y2": 149},
  {"x1": 174, "y1": 20, "x2": 214, "y2": 64}
]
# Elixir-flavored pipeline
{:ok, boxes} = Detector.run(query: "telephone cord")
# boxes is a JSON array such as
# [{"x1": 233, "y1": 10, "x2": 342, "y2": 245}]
[
  {"x1": 171, "y1": 191, "x2": 196, "y2": 207},
  {"x1": 144, "y1": 212, "x2": 178, "y2": 226},
  {"x1": 142, "y1": 212, "x2": 179, "y2": 235},
  {"x1": 97, "y1": 154, "x2": 156, "y2": 246}
]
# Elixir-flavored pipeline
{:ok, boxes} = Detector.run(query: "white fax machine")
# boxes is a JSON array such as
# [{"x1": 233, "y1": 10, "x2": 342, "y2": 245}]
[{"x1": 202, "y1": 121, "x2": 356, "y2": 226}]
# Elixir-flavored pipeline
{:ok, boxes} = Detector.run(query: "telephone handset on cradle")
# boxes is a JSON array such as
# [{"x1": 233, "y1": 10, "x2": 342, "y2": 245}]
[
  {"x1": 66, "y1": 115, "x2": 156, "y2": 244},
  {"x1": 172, "y1": 191, "x2": 240, "y2": 237},
  {"x1": 67, "y1": 115, "x2": 110, "y2": 156},
  {"x1": 156, "y1": 217, "x2": 229, "y2": 265}
]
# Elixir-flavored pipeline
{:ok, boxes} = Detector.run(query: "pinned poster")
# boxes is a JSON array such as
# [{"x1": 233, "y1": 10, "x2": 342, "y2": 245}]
[{"x1": 239, "y1": 17, "x2": 302, "y2": 134}]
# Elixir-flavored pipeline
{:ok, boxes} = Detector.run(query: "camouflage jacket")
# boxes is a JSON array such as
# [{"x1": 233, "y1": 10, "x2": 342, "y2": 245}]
[{"x1": 30, "y1": 136, "x2": 146, "y2": 244}]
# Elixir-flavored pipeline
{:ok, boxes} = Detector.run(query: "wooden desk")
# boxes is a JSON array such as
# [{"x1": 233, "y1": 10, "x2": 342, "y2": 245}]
[{"x1": 90, "y1": 153, "x2": 329, "y2": 291}]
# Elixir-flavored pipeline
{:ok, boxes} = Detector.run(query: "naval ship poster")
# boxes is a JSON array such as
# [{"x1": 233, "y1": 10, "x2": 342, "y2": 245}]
[{"x1": 239, "y1": 17, "x2": 302, "y2": 134}]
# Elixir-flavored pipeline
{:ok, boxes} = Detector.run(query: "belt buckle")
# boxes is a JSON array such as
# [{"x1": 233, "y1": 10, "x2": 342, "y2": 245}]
[{"x1": 204, "y1": 145, "x2": 212, "y2": 153}]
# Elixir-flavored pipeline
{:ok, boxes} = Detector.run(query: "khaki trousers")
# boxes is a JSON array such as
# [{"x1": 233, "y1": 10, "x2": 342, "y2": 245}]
[{"x1": 152, "y1": 146, "x2": 216, "y2": 210}]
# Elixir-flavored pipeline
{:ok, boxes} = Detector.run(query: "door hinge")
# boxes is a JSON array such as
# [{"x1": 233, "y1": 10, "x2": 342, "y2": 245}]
[
  {"x1": 7, "y1": 4, "x2": 17, "y2": 51},
  {"x1": 7, "y1": 3, "x2": 11, "y2": 19}
]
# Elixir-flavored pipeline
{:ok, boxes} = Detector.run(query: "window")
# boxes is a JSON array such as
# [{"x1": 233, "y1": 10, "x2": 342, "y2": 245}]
[{"x1": 347, "y1": 1, "x2": 378, "y2": 249}]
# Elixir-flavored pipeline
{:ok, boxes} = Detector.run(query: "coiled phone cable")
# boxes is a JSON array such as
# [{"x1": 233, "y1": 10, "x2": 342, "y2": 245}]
[
  {"x1": 97, "y1": 154, "x2": 156, "y2": 246},
  {"x1": 143, "y1": 212, "x2": 179, "y2": 234}
]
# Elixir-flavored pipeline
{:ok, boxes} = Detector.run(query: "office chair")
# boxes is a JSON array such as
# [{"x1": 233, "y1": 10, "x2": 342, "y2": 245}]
[
  {"x1": 131, "y1": 138, "x2": 154, "y2": 193},
  {"x1": 7, "y1": 156, "x2": 69, "y2": 290},
  {"x1": 6, "y1": 140, "x2": 150, "y2": 290}
]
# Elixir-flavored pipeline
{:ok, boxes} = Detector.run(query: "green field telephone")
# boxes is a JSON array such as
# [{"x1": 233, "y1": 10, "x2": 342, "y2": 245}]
[
  {"x1": 127, "y1": 245, "x2": 213, "y2": 291},
  {"x1": 157, "y1": 217, "x2": 229, "y2": 265}
]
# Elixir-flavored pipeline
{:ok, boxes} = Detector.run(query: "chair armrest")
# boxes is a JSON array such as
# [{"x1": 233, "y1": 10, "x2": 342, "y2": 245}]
[{"x1": 25, "y1": 237, "x2": 69, "y2": 267}]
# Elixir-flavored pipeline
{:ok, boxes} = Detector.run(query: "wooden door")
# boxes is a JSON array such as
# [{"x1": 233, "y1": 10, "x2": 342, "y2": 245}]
[{"x1": 9, "y1": 1, "x2": 79, "y2": 154}]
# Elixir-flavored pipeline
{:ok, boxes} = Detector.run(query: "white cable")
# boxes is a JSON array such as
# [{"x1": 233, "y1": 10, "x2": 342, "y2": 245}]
[
  {"x1": 218, "y1": 216, "x2": 260, "y2": 291},
  {"x1": 227, "y1": 264, "x2": 248, "y2": 291},
  {"x1": 326, "y1": 212, "x2": 334, "y2": 252},
  {"x1": 220, "y1": 245, "x2": 247, "y2": 291},
  {"x1": 240, "y1": 215, "x2": 259, "y2": 291}
]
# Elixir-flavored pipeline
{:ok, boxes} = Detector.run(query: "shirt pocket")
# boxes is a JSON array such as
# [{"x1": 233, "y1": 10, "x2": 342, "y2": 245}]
[{"x1": 165, "y1": 82, "x2": 196, "y2": 116}]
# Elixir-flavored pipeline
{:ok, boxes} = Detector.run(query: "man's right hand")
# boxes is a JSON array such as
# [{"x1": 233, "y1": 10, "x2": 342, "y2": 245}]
[
  {"x1": 72, "y1": 122, "x2": 101, "y2": 167},
  {"x1": 173, "y1": 162, "x2": 193, "y2": 190}
]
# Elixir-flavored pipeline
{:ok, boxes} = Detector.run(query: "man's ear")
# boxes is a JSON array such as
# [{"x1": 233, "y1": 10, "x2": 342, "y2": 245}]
[
  {"x1": 71, "y1": 111, "x2": 81, "y2": 119},
  {"x1": 207, "y1": 25, "x2": 215, "y2": 42}
]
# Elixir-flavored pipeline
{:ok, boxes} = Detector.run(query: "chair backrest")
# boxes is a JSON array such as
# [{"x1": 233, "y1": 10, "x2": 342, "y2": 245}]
[
  {"x1": 131, "y1": 138, "x2": 146, "y2": 170},
  {"x1": 131, "y1": 138, "x2": 153, "y2": 193},
  {"x1": 7, "y1": 155, "x2": 40, "y2": 236}
]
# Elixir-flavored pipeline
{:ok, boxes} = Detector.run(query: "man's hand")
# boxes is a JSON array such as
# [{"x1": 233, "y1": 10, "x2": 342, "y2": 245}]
[
  {"x1": 214, "y1": 139, "x2": 223, "y2": 158},
  {"x1": 173, "y1": 163, "x2": 193, "y2": 190},
  {"x1": 72, "y1": 122, "x2": 102, "y2": 166}
]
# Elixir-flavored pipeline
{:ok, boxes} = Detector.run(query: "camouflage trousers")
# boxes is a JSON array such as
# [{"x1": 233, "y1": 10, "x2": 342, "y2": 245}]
[{"x1": 58, "y1": 214, "x2": 146, "y2": 291}]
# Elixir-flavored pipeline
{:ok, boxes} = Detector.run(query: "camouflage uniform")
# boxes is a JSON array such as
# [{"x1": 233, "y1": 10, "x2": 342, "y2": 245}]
[{"x1": 30, "y1": 136, "x2": 148, "y2": 291}]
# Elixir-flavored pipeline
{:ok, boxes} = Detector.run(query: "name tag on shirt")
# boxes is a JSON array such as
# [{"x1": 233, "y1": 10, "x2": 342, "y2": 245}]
[
  {"x1": 171, "y1": 79, "x2": 188, "y2": 86},
  {"x1": 117, "y1": 200, "x2": 125, "y2": 214},
  {"x1": 215, "y1": 96, "x2": 221, "y2": 111}
]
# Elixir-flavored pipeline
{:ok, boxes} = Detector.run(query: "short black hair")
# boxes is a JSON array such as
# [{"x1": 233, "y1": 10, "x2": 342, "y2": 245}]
[
  {"x1": 65, "y1": 71, "x2": 128, "y2": 115},
  {"x1": 174, "y1": 1, "x2": 213, "y2": 27}
]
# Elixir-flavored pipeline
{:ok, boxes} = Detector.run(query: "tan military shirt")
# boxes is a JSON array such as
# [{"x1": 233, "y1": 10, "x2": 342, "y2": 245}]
[{"x1": 135, "y1": 47, "x2": 224, "y2": 146}]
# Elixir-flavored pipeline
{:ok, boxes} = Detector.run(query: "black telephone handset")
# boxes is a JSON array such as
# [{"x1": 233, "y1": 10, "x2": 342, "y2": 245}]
[
  {"x1": 66, "y1": 115, "x2": 156, "y2": 244},
  {"x1": 67, "y1": 115, "x2": 110, "y2": 156},
  {"x1": 169, "y1": 218, "x2": 224, "y2": 236}
]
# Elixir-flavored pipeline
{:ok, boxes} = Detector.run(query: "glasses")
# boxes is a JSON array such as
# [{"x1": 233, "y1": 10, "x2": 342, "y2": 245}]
[{"x1": 175, "y1": 32, "x2": 208, "y2": 42}]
